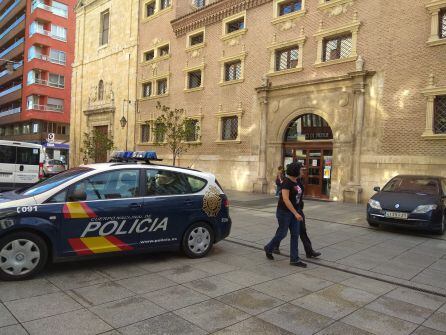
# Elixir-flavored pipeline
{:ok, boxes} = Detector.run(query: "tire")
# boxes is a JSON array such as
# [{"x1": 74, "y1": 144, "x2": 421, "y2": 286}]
[
  {"x1": 182, "y1": 222, "x2": 214, "y2": 258},
  {"x1": 0, "y1": 232, "x2": 48, "y2": 281},
  {"x1": 432, "y1": 216, "x2": 445, "y2": 235},
  {"x1": 367, "y1": 220, "x2": 379, "y2": 228}
]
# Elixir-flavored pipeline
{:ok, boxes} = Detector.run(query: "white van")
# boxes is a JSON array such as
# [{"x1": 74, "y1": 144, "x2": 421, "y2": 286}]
[{"x1": 0, "y1": 140, "x2": 44, "y2": 191}]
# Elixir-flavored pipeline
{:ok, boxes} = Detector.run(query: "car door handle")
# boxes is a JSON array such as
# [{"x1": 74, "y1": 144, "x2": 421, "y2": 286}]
[
  {"x1": 129, "y1": 203, "x2": 142, "y2": 209},
  {"x1": 184, "y1": 200, "x2": 193, "y2": 206}
]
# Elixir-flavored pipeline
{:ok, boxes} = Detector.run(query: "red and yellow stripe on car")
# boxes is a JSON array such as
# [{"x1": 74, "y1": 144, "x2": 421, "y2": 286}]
[
  {"x1": 63, "y1": 202, "x2": 97, "y2": 219},
  {"x1": 68, "y1": 236, "x2": 133, "y2": 255}
]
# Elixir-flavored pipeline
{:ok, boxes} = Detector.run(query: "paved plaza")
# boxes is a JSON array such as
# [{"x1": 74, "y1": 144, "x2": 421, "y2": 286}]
[{"x1": 0, "y1": 193, "x2": 446, "y2": 334}]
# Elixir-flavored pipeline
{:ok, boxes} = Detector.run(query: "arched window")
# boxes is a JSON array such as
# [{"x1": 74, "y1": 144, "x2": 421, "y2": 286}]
[
  {"x1": 98, "y1": 80, "x2": 104, "y2": 101},
  {"x1": 284, "y1": 114, "x2": 333, "y2": 142}
]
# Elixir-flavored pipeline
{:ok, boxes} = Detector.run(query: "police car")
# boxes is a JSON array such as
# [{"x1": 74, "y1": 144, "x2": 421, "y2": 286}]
[{"x1": 0, "y1": 158, "x2": 231, "y2": 280}]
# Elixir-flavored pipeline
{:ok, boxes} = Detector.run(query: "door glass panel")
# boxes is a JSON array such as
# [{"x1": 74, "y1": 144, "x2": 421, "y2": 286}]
[
  {"x1": 69, "y1": 170, "x2": 140, "y2": 201},
  {"x1": 322, "y1": 153, "x2": 333, "y2": 196},
  {"x1": 146, "y1": 169, "x2": 191, "y2": 195}
]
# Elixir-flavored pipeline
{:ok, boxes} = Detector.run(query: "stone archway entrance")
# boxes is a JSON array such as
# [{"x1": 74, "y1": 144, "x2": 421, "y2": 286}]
[{"x1": 283, "y1": 113, "x2": 334, "y2": 199}]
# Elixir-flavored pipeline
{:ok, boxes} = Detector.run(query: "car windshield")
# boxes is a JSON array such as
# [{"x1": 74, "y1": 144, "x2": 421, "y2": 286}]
[
  {"x1": 19, "y1": 168, "x2": 93, "y2": 196},
  {"x1": 382, "y1": 177, "x2": 440, "y2": 195}
]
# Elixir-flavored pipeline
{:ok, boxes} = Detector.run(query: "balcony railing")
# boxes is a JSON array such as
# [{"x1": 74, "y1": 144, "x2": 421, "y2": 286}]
[
  {"x1": 0, "y1": 13, "x2": 25, "y2": 40},
  {"x1": 28, "y1": 52, "x2": 66, "y2": 65},
  {"x1": 31, "y1": 0, "x2": 68, "y2": 18},
  {"x1": 28, "y1": 77, "x2": 64, "y2": 88},
  {"x1": 0, "y1": 0, "x2": 20, "y2": 23},
  {"x1": 0, "y1": 60, "x2": 22, "y2": 78},
  {"x1": 0, "y1": 107, "x2": 20, "y2": 118},
  {"x1": 0, "y1": 37, "x2": 24, "y2": 58},
  {"x1": 0, "y1": 83, "x2": 21, "y2": 97},
  {"x1": 28, "y1": 104, "x2": 63, "y2": 112},
  {"x1": 30, "y1": 26, "x2": 66, "y2": 42}
]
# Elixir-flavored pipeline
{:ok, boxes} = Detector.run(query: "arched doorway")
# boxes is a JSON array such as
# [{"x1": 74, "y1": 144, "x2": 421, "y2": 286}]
[{"x1": 283, "y1": 114, "x2": 334, "y2": 199}]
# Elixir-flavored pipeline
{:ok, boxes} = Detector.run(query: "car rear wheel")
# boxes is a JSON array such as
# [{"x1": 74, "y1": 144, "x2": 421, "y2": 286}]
[
  {"x1": 182, "y1": 222, "x2": 214, "y2": 258},
  {"x1": 0, "y1": 232, "x2": 48, "y2": 281}
]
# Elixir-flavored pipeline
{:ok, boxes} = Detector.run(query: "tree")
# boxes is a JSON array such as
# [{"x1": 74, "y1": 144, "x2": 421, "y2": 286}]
[
  {"x1": 81, "y1": 129, "x2": 115, "y2": 163},
  {"x1": 153, "y1": 102, "x2": 200, "y2": 166}
]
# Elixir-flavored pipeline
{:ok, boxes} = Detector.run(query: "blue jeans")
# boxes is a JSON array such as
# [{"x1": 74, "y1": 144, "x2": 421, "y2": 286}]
[{"x1": 265, "y1": 208, "x2": 301, "y2": 263}]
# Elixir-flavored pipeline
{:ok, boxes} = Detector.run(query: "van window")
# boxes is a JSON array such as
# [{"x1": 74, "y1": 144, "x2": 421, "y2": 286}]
[
  {"x1": 0, "y1": 145, "x2": 16, "y2": 164},
  {"x1": 17, "y1": 147, "x2": 40, "y2": 165}
]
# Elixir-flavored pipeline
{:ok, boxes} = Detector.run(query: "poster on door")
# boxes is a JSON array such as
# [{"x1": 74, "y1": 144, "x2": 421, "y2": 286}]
[{"x1": 324, "y1": 166, "x2": 331, "y2": 179}]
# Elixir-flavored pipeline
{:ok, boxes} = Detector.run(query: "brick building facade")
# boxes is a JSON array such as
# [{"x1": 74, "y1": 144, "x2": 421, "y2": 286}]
[{"x1": 72, "y1": 0, "x2": 446, "y2": 202}]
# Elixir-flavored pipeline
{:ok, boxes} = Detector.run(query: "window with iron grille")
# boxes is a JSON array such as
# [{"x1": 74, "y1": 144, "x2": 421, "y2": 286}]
[
  {"x1": 275, "y1": 46, "x2": 299, "y2": 71},
  {"x1": 146, "y1": 1, "x2": 155, "y2": 16},
  {"x1": 141, "y1": 124, "x2": 150, "y2": 142},
  {"x1": 279, "y1": 0, "x2": 302, "y2": 16},
  {"x1": 194, "y1": 0, "x2": 205, "y2": 8},
  {"x1": 224, "y1": 61, "x2": 242, "y2": 81},
  {"x1": 222, "y1": 116, "x2": 238, "y2": 141},
  {"x1": 190, "y1": 32, "x2": 204, "y2": 46},
  {"x1": 160, "y1": 0, "x2": 171, "y2": 10},
  {"x1": 154, "y1": 122, "x2": 165, "y2": 142},
  {"x1": 188, "y1": 70, "x2": 202, "y2": 89},
  {"x1": 144, "y1": 50, "x2": 154, "y2": 61},
  {"x1": 99, "y1": 10, "x2": 110, "y2": 46},
  {"x1": 142, "y1": 82, "x2": 152, "y2": 98},
  {"x1": 434, "y1": 95, "x2": 446, "y2": 134},
  {"x1": 440, "y1": 9, "x2": 446, "y2": 39},
  {"x1": 323, "y1": 34, "x2": 353, "y2": 62},
  {"x1": 185, "y1": 119, "x2": 199, "y2": 142},
  {"x1": 158, "y1": 44, "x2": 169, "y2": 56},
  {"x1": 157, "y1": 78, "x2": 168, "y2": 95},
  {"x1": 226, "y1": 17, "x2": 245, "y2": 34}
]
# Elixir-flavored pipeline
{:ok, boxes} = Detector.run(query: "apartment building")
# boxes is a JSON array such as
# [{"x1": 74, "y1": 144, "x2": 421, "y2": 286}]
[
  {"x1": 71, "y1": 0, "x2": 446, "y2": 202},
  {"x1": 0, "y1": 0, "x2": 75, "y2": 162}
]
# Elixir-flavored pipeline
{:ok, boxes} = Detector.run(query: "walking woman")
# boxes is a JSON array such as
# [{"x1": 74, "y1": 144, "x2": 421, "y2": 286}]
[{"x1": 264, "y1": 162, "x2": 307, "y2": 267}]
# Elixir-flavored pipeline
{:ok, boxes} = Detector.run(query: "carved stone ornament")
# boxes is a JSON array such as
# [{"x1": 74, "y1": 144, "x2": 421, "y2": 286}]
[
  {"x1": 328, "y1": 3, "x2": 352, "y2": 17},
  {"x1": 88, "y1": 85, "x2": 98, "y2": 104},
  {"x1": 152, "y1": 38, "x2": 161, "y2": 46},
  {"x1": 191, "y1": 49, "x2": 201, "y2": 58},
  {"x1": 338, "y1": 93, "x2": 349, "y2": 107},
  {"x1": 226, "y1": 37, "x2": 240, "y2": 46},
  {"x1": 202, "y1": 186, "x2": 222, "y2": 217},
  {"x1": 280, "y1": 20, "x2": 296, "y2": 31}
]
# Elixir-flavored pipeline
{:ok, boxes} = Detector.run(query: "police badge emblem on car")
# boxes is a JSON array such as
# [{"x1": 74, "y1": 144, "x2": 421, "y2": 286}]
[{"x1": 202, "y1": 186, "x2": 222, "y2": 217}]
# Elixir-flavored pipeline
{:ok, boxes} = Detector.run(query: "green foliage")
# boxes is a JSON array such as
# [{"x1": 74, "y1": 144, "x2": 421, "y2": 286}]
[
  {"x1": 153, "y1": 102, "x2": 201, "y2": 166},
  {"x1": 81, "y1": 129, "x2": 115, "y2": 163}
]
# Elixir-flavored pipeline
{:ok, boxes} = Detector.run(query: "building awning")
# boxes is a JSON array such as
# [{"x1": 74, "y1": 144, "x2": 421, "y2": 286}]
[{"x1": 43, "y1": 142, "x2": 70, "y2": 150}]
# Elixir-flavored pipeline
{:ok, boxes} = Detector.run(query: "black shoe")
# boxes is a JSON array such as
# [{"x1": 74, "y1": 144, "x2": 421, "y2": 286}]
[
  {"x1": 290, "y1": 261, "x2": 307, "y2": 268},
  {"x1": 306, "y1": 251, "x2": 321, "y2": 258},
  {"x1": 264, "y1": 246, "x2": 274, "y2": 260},
  {"x1": 272, "y1": 248, "x2": 281, "y2": 255}
]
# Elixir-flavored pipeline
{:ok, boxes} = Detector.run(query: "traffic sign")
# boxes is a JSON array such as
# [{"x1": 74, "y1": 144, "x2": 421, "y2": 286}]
[{"x1": 47, "y1": 133, "x2": 55, "y2": 143}]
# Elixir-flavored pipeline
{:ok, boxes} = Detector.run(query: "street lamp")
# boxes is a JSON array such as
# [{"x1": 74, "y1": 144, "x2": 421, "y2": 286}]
[{"x1": 120, "y1": 115, "x2": 127, "y2": 128}]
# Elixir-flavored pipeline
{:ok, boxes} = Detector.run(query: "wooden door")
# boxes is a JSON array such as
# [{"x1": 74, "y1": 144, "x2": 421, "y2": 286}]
[{"x1": 94, "y1": 126, "x2": 108, "y2": 163}]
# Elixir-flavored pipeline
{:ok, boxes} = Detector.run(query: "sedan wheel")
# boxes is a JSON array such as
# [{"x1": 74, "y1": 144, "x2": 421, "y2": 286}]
[
  {"x1": 0, "y1": 233, "x2": 48, "y2": 280},
  {"x1": 183, "y1": 223, "x2": 214, "y2": 258}
]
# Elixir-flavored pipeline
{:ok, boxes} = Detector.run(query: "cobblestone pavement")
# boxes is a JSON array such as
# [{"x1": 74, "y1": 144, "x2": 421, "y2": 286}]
[{"x1": 0, "y1": 197, "x2": 446, "y2": 334}]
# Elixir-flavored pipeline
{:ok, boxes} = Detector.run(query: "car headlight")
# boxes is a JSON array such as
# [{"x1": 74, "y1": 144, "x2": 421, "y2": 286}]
[
  {"x1": 0, "y1": 218, "x2": 14, "y2": 230},
  {"x1": 368, "y1": 199, "x2": 382, "y2": 210},
  {"x1": 412, "y1": 204, "x2": 438, "y2": 214}
]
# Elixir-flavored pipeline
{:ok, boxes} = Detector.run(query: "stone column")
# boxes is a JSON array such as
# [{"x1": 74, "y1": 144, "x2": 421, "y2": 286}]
[{"x1": 253, "y1": 90, "x2": 269, "y2": 193}]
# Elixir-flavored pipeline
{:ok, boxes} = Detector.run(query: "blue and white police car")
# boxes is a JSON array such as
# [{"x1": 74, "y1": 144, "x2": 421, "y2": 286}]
[{"x1": 0, "y1": 158, "x2": 231, "y2": 280}]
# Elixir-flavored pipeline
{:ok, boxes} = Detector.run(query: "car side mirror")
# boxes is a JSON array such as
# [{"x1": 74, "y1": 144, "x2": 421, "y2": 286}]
[{"x1": 373, "y1": 186, "x2": 381, "y2": 192}]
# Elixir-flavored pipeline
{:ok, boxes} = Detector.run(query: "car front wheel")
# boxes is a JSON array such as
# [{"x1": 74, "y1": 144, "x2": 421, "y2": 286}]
[
  {"x1": 0, "y1": 232, "x2": 48, "y2": 281},
  {"x1": 182, "y1": 223, "x2": 214, "y2": 258}
]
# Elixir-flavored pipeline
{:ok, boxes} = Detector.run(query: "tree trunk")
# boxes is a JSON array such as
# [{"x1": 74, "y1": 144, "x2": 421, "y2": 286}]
[{"x1": 172, "y1": 152, "x2": 176, "y2": 166}]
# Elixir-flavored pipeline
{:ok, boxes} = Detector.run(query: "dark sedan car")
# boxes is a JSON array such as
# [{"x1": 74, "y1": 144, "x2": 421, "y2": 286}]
[{"x1": 367, "y1": 175, "x2": 446, "y2": 234}]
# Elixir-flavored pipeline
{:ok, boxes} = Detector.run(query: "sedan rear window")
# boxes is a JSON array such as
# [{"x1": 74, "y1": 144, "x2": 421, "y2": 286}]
[{"x1": 382, "y1": 177, "x2": 440, "y2": 195}]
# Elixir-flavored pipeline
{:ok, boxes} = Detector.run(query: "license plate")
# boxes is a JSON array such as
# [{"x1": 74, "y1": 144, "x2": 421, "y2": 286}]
[{"x1": 385, "y1": 211, "x2": 408, "y2": 219}]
